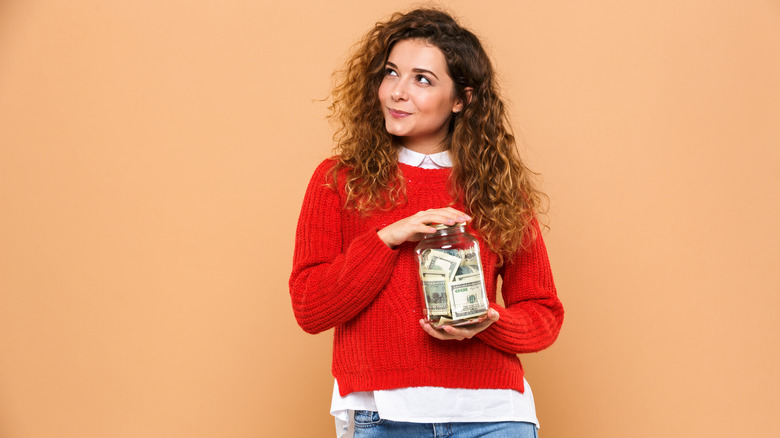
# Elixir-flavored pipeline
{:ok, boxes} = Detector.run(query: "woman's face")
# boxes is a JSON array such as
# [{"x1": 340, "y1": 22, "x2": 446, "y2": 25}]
[{"x1": 378, "y1": 39, "x2": 464, "y2": 153}]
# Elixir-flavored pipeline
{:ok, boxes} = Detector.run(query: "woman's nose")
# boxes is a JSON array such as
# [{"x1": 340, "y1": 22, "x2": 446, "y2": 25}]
[{"x1": 391, "y1": 82, "x2": 407, "y2": 101}]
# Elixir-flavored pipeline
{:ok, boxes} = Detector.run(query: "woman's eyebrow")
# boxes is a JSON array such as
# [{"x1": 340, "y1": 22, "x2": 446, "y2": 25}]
[
  {"x1": 385, "y1": 61, "x2": 440, "y2": 80},
  {"x1": 412, "y1": 68, "x2": 439, "y2": 80}
]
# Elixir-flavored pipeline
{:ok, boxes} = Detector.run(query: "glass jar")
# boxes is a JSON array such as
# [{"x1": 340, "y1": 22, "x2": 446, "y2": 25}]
[{"x1": 415, "y1": 223, "x2": 489, "y2": 327}]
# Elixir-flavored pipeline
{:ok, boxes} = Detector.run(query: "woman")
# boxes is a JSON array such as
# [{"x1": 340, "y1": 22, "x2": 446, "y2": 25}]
[{"x1": 290, "y1": 8, "x2": 563, "y2": 438}]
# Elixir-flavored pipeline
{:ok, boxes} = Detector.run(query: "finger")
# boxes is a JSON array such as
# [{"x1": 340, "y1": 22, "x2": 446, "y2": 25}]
[
  {"x1": 443, "y1": 207, "x2": 471, "y2": 221},
  {"x1": 427, "y1": 207, "x2": 466, "y2": 216},
  {"x1": 394, "y1": 222, "x2": 436, "y2": 242},
  {"x1": 420, "y1": 319, "x2": 444, "y2": 339},
  {"x1": 415, "y1": 209, "x2": 469, "y2": 227},
  {"x1": 413, "y1": 223, "x2": 438, "y2": 234},
  {"x1": 417, "y1": 213, "x2": 463, "y2": 227},
  {"x1": 442, "y1": 312, "x2": 499, "y2": 338},
  {"x1": 420, "y1": 319, "x2": 464, "y2": 340},
  {"x1": 442, "y1": 325, "x2": 474, "y2": 339}
]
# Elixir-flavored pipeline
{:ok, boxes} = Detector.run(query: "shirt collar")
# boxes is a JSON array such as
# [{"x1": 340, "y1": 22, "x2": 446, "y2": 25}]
[{"x1": 397, "y1": 146, "x2": 453, "y2": 169}]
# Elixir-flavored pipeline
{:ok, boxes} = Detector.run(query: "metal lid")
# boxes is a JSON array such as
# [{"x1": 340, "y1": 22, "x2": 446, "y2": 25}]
[{"x1": 432, "y1": 222, "x2": 466, "y2": 230}]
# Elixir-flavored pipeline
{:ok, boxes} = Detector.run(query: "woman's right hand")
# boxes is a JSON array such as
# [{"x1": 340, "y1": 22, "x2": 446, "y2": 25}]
[{"x1": 377, "y1": 207, "x2": 471, "y2": 248}]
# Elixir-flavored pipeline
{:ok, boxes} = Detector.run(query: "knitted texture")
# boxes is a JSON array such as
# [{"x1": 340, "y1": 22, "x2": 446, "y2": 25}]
[{"x1": 290, "y1": 159, "x2": 564, "y2": 396}]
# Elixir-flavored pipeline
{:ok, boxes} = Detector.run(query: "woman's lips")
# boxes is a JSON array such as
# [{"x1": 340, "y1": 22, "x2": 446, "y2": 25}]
[{"x1": 388, "y1": 108, "x2": 412, "y2": 118}]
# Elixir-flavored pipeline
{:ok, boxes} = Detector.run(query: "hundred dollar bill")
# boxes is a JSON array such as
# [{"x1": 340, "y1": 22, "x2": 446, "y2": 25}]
[
  {"x1": 421, "y1": 249, "x2": 432, "y2": 266},
  {"x1": 449, "y1": 274, "x2": 488, "y2": 320},
  {"x1": 422, "y1": 268, "x2": 449, "y2": 277},
  {"x1": 431, "y1": 314, "x2": 484, "y2": 328},
  {"x1": 422, "y1": 248, "x2": 455, "y2": 261},
  {"x1": 431, "y1": 316, "x2": 453, "y2": 328},
  {"x1": 421, "y1": 271, "x2": 450, "y2": 317},
  {"x1": 454, "y1": 274, "x2": 475, "y2": 282},
  {"x1": 424, "y1": 250, "x2": 462, "y2": 281},
  {"x1": 455, "y1": 263, "x2": 478, "y2": 277},
  {"x1": 459, "y1": 248, "x2": 480, "y2": 267}
]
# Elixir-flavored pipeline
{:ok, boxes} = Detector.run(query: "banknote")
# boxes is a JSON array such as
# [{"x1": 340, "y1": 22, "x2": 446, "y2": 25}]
[
  {"x1": 421, "y1": 271, "x2": 450, "y2": 317},
  {"x1": 423, "y1": 250, "x2": 462, "y2": 281},
  {"x1": 431, "y1": 316, "x2": 453, "y2": 327},
  {"x1": 449, "y1": 274, "x2": 488, "y2": 320},
  {"x1": 460, "y1": 248, "x2": 480, "y2": 266},
  {"x1": 455, "y1": 263, "x2": 478, "y2": 277}
]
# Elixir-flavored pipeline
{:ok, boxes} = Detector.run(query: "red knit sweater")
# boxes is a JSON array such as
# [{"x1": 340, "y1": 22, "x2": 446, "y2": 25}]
[{"x1": 290, "y1": 158, "x2": 564, "y2": 396}]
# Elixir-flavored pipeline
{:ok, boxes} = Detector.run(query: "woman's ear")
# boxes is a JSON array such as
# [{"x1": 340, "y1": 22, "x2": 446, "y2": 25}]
[{"x1": 453, "y1": 87, "x2": 474, "y2": 113}]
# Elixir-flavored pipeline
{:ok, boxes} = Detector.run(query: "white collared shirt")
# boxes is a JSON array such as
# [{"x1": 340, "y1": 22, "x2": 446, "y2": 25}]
[
  {"x1": 397, "y1": 145, "x2": 453, "y2": 169},
  {"x1": 330, "y1": 147, "x2": 538, "y2": 437}
]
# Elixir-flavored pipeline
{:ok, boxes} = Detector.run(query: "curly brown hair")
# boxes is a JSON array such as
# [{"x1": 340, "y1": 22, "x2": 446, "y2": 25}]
[{"x1": 328, "y1": 8, "x2": 547, "y2": 261}]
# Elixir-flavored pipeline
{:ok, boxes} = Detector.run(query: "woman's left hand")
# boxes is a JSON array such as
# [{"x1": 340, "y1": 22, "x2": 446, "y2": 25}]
[{"x1": 419, "y1": 308, "x2": 500, "y2": 341}]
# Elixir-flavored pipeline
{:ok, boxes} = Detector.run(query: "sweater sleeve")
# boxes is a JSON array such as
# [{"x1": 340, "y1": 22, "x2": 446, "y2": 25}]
[
  {"x1": 289, "y1": 160, "x2": 400, "y2": 334},
  {"x1": 475, "y1": 220, "x2": 564, "y2": 354}
]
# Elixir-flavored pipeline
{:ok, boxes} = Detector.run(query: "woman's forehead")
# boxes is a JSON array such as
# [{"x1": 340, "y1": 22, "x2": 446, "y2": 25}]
[{"x1": 388, "y1": 40, "x2": 446, "y2": 66}]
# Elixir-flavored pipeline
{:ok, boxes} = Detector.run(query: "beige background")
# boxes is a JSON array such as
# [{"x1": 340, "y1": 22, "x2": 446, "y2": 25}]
[{"x1": 1, "y1": 1, "x2": 778, "y2": 437}]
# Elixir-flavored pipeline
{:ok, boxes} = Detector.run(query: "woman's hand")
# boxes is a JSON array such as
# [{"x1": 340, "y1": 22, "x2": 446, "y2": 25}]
[
  {"x1": 377, "y1": 207, "x2": 471, "y2": 248},
  {"x1": 420, "y1": 308, "x2": 500, "y2": 341}
]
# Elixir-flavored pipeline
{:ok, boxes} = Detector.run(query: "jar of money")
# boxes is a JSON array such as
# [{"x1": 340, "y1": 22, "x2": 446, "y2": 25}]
[{"x1": 415, "y1": 223, "x2": 489, "y2": 328}]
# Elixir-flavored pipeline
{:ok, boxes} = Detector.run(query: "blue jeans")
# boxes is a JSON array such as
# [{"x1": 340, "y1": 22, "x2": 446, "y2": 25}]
[{"x1": 353, "y1": 410, "x2": 538, "y2": 438}]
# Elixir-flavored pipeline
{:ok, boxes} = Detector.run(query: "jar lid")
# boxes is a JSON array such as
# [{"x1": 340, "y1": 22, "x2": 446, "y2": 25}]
[{"x1": 432, "y1": 222, "x2": 466, "y2": 230}]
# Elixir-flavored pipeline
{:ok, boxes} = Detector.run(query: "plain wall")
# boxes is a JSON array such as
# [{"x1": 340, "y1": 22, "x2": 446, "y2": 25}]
[{"x1": 1, "y1": 1, "x2": 778, "y2": 437}]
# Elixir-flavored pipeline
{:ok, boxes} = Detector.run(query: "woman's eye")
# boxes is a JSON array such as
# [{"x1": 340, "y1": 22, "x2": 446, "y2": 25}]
[
  {"x1": 385, "y1": 68, "x2": 397, "y2": 76},
  {"x1": 416, "y1": 75, "x2": 431, "y2": 85}
]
